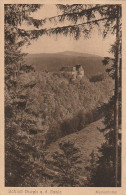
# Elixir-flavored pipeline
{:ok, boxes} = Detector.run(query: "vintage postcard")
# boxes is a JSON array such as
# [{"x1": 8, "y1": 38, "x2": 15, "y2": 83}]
[{"x1": 0, "y1": 0, "x2": 126, "y2": 194}]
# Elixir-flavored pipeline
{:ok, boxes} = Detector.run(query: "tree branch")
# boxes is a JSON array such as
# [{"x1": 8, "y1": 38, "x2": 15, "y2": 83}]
[{"x1": 24, "y1": 4, "x2": 110, "y2": 28}]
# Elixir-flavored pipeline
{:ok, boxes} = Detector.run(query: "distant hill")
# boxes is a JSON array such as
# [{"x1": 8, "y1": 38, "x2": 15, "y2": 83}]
[
  {"x1": 24, "y1": 51, "x2": 105, "y2": 78},
  {"x1": 54, "y1": 51, "x2": 101, "y2": 57}
]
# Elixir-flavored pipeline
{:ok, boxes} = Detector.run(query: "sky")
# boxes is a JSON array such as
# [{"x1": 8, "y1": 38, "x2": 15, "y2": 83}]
[{"x1": 22, "y1": 5, "x2": 116, "y2": 57}]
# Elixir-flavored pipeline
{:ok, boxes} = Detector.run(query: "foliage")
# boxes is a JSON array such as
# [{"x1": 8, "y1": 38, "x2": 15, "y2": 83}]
[
  {"x1": 5, "y1": 76, "x2": 43, "y2": 186},
  {"x1": 86, "y1": 82, "x2": 121, "y2": 186},
  {"x1": 89, "y1": 73, "x2": 106, "y2": 82},
  {"x1": 47, "y1": 141, "x2": 84, "y2": 187},
  {"x1": 5, "y1": 4, "x2": 48, "y2": 186},
  {"x1": 5, "y1": 4, "x2": 43, "y2": 69},
  {"x1": 28, "y1": 72, "x2": 113, "y2": 144},
  {"x1": 22, "y1": 4, "x2": 121, "y2": 40},
  {"x1": 86, "y1": 25, "x2": 121, "y2": 189},
  {"x1": 61, "y1": 107, "x2": 104, "y2": 137},
  {"x1": 86, "y1": 140, "x2": 121, "y2": 187},
  {"x1": 86, "y1": 59, "x2": 121, "y2": 185}
]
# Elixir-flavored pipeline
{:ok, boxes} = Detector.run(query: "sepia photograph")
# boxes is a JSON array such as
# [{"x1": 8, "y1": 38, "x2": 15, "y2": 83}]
[{"x1": 2, "y1": 1, "x2": 124, "y2": 190}]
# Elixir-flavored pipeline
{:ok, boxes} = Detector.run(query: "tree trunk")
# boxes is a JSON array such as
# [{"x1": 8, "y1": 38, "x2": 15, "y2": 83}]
[{"x1": 115, "y1": 5, "x2": 121, "y2": 187}]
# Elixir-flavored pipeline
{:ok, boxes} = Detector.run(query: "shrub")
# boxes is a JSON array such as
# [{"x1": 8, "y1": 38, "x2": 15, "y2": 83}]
[
  {"x1": 45, "y1": 126, "x2": 62, "y2": 145},
  {"x1": 60, "y1": 108, "x2": 104, "y2": 137},
  {"x1": 61, "y1": 117, "x2": 80, "y2": 136},
  {"x1": 90, "y1": 74, "x2": 105, "y2": 82}
]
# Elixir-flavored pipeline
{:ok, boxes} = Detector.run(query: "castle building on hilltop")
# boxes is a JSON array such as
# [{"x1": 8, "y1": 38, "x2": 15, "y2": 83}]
[{"x1": 60, "y1": 65, "x2": 84, "y2": 80}]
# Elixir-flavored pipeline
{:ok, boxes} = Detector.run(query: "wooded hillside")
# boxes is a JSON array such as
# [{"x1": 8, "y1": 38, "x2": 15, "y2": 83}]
[{"x1": 17, "y1": 70, "x2": 114, "y2": 145}]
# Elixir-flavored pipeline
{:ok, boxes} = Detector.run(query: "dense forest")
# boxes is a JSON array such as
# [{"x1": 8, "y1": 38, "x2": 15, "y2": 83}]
[{"x1": 14, "y1": 70, "x2": 114, "y2": 144}]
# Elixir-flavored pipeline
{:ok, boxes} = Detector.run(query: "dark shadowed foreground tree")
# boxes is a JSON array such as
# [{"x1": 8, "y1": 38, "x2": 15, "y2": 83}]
[
  {"x1": 86, "y1": 6, "x2": 121, "y2": 186},
  {"x1": 86, "y1": 52, "x2": 121, "y2": 186},
  {"x1": 47, "y1": 141, "x2": 84, "y2": 187},
  {"x1": 5, "y1": 4, "x2": 49, "y2": 186}
]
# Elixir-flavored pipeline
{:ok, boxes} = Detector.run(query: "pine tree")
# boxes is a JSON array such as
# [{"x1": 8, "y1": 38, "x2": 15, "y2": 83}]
[
  {"x1": 86, "y1": 36, "x2": 121, "y2": 186},
  {"x1": 47, "y1": 141, "x2": 84, "y2": 187},
  {"x1": 5, "y1": 4, "x2": 49, "y2": 186}
]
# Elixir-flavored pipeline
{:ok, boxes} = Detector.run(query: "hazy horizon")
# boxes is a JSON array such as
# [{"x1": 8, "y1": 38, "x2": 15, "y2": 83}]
[{"x1": 26, "y1": 50, "x2": 103, "y2": 57}]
